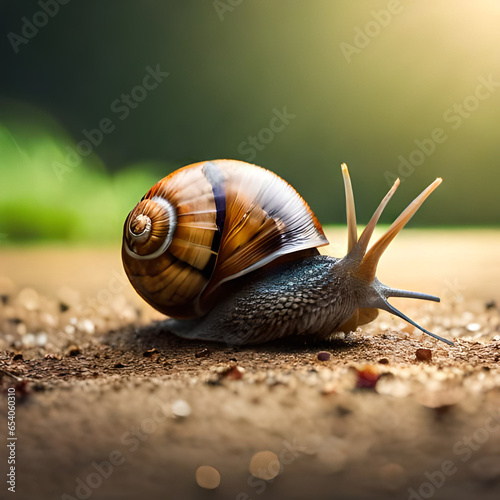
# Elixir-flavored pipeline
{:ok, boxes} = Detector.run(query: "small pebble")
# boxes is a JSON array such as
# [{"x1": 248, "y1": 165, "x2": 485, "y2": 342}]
[
  {"x1": 321, "y1": 382, "x2": 337, "y2": 395},
  {"x1": 195, "y1": 348, "x2": 211, "y2": 358},
  {"x1": 22, "y1": 333, "x2": 36, "y2": 348},
  {"x1": 67, "y1": 345, "x2": 80, "y2": 356},
  {"x1": 17, "y1": 288, "x2": 39, "y2": 311},
  {"x1": 376, "y1": 376, "x2": 411, "y2": 398},
  {"x1": 59, "y1": 302, "x2": 70, "y2": 313},
  {"x1": 355, "y1": 365, "x2": 380, "y2": 389},
  {"x1": 172, "y1": 399, "x2": 191, "y2": 418},
  {"x1": 41, "y1": 313, "x2": 57, "y2": 327},
  {"x1": 44, "y1": 354, "x2": 60, "y2": 360},
  {"x1": 17, "y1": 323, "x2": 27, "y2": 336},
  {"x1": 79, "y1": 319, "x2": 95, "y2": 335},
  {"x1": 416, "y1": 348, "x2": 432, "y2": 362},
  {"x1": 195, "y1": 465, "x2": 221, "y2": 489},
  {"x1": 64, "y1": 324, "x2": 76, "y2": 336},
  {"x1": 485, "y1": 300, "x2": 497, "y2": 310},
  {"x1": 330, "y1": 331, "x2": 345, "y2": 340},
  {"x1": 223, "y1": 366, "x2": 245, "y2": 380},
  {"x1": 466, "y1": 323, "x2": 481, "y2": 332},
  {"x1": 301, "y1": 434, "x2": 324, "y2": 455},
  {"x1": 317, "y1": 351, "x2": 331, "y2": 361},
  {"x1": 36, "y1": 332, "x2": 48, "y2": 347},
  {"x1": 249, "y1": 451, "x2": 280, "y2": 480},
  {"x1": 143, "y1": 348, "x2": 159, "y2": 357}
]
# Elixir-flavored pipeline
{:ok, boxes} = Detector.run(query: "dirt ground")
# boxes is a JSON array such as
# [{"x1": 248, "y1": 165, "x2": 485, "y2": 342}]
[{"x1": 1, "y1": 229, "x2": 499, "y2": 500}]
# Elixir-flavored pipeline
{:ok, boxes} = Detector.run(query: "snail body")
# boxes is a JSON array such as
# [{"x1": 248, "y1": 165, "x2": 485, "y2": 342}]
[{"x1": 122, "y1": 159, "x2": 453, "y2": 346}]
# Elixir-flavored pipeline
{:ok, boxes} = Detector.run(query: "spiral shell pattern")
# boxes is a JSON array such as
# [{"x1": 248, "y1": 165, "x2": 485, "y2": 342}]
[{"x1": 122, "y1": 160, "x2": 328, "y2": 319}]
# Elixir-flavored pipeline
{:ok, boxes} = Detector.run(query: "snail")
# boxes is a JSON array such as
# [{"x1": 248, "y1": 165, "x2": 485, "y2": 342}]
[{"x1": 122, "y1": 159, "x2": 453, "y2": 346}]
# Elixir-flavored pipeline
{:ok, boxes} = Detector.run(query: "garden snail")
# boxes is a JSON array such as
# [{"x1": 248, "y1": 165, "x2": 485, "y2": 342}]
[{"x1": 122, "y1": 159, "x2": 453, "y2": 346}]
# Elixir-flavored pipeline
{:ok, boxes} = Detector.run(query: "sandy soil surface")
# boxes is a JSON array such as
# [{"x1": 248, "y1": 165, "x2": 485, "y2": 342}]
[{"x1": 0, "y1": 229, "x2": 499, "y2": 500}]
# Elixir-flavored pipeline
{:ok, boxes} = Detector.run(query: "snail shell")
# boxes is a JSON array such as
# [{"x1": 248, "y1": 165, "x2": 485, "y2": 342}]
[{"x1": 122, "y1": 160, "x2": 328, "y2": 319}]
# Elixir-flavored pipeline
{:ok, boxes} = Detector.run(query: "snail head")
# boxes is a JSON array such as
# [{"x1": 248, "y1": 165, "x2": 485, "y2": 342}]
[{"x1": 338, "y1": 164, "x2": 453, "y2": 346}]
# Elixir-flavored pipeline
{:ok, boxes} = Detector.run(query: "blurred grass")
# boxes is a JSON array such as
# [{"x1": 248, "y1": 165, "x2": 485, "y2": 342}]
[
  {"x1": 2, "y1": 1, "x2": 500, "y2": 235},
  {"x1": 0, "y1": 122, "x2": 165, "y2": 244},
  {"x1": 0, "y1": 117, "x2": 497, "y2": 246}
]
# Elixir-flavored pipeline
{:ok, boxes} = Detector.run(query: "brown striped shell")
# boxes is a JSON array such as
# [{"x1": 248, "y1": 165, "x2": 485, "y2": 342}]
[{"x1": 122, "y1": 160, "x2": 328, "y2": 319}]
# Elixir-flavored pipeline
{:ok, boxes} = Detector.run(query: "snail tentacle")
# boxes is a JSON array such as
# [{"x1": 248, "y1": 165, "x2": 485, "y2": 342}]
[{"x1": 341, "y1": 163, "x2": 358, "y2": 253}]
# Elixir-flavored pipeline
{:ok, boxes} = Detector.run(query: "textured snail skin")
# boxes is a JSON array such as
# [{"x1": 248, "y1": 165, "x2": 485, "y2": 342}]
[{"x1": 165, "y1": 255, "x2": 359, "y2": 344}]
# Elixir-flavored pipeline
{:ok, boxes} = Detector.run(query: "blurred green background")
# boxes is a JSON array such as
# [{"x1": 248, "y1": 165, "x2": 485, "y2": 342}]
[{"x1": 1, "y1": 0, "x2": 499, "y2": 244}]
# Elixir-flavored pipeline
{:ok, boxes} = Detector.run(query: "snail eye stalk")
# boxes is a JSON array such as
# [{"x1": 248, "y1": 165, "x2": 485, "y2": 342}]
[
  {"x1": 371, "y1": 281, "x2": 454, "y2": 346},
  {"x1": 340, "y1": 165, "x2": 450, "y2": 345}
]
